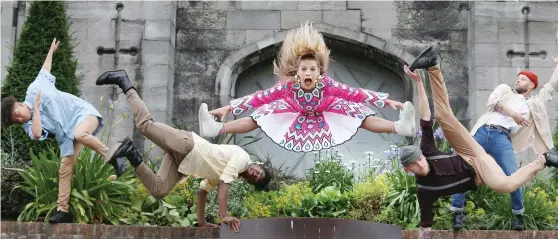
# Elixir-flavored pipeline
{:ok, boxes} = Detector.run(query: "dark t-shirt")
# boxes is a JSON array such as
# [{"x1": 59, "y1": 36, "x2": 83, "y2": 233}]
[{"x1": 416, "y1": 119, "x2": 477, "y2": 228}]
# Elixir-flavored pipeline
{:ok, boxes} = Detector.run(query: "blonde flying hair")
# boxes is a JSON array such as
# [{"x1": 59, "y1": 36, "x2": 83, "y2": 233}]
[{"x1": 273, "y1": 22, "x2": 330, "y2": 82}]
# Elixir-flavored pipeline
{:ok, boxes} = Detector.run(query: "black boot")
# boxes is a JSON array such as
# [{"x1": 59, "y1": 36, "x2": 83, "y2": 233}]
[
  {"x1": 511, "y1": 214, "x2": 525, "y2": 231},
  {"x1": 451, "y1": 211, "x2": 465, "y2": 231},
  {"x1": 409, "y1": 46, "x2": 439, "y2": 71},
  {"x1": 96, "y1": 70, "x2": 134, "y2": 93},
  {"x1": 109, "y1": 158, "x2": 127, "y2": 177},
  {"x1": 108, "y1": 136, "x2": 143, "y2": 167},
  {"x1": 544, "y1": 148, "x2": 558, "y2": 168},
  {"x1": 48, "y1": 210, "x2": 72, "y2": 224}
]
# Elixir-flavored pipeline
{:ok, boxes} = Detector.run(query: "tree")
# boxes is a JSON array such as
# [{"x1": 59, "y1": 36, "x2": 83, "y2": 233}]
[{"x1": 1, "y1": 0, "x2": 81, "y2": 161}]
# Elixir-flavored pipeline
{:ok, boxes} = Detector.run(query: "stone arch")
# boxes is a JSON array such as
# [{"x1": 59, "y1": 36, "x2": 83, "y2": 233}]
[{"x1": 215, "y1": 23, "x2": 417, "y2": 106}]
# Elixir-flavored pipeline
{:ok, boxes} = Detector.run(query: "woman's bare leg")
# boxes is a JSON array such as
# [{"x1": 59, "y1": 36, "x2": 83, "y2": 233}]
[
  {"x1": 360, "y1": 116, "x2": 395, "y2": 133},
  {"x1": 220, "y1": 117, "x2": 258, "y2": 134}
]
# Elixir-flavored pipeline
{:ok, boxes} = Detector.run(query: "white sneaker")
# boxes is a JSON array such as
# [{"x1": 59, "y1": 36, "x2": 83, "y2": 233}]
[
  {"x1": 393, "y1": 101, "x2": 416, "y2": 136},
  {"x1": 198, "y1": 103, "x2": 223, "y2": 138}
]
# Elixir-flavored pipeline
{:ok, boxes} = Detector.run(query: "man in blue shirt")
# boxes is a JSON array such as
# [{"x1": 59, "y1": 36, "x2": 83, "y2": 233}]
[{"x1": 1, "y1": 38, "x2": 125, "y2": 224}]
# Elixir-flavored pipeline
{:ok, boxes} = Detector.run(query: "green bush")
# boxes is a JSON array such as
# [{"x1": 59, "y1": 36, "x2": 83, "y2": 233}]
[
  {"x1": 1, "y1": 0, "x2": 80, "y2": 161},
  {"x1": 1, "y1": 155, "x2": 32, "y2": 220},
  {"x1": 244, "y1": 190, "x2": 279, "y2": 219},
  {"x1": 13, "y1": 145, "x2": 136, "y2": 224},
  {"x1": 285, "y1": 186, "x2": 352, "y2": 218},
  {"x1": 119, "y1": 167, "x2": 200, "y2": 227},
  {"x1": 306, "y1": 149, "x2": 354, "y2": 194},
  {"x1": 347, "y1": 174, "x2": 390, "y2": 221}
]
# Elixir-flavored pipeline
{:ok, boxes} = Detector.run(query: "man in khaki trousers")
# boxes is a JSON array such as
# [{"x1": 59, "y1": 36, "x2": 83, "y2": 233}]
[
  {"x1": 401, "y1": 47, "x2": 558, "y2": 238},
  {"x1": 95, "y1": 70, "x2": 273, "y2": 232}
]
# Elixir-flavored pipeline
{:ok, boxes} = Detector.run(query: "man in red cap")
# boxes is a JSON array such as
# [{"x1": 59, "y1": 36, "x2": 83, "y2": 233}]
[
  {"x1": 403, "y1": 47, "x2": 558, "y2": 239},
  {"x1": 449, "y1": 53, "x2": 558, "y2": 230}
]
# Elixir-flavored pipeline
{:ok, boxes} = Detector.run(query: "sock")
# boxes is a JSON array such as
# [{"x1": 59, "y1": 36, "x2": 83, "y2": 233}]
[{"x1": 218, "y1": 124, "x2": 226, "y2": 135}]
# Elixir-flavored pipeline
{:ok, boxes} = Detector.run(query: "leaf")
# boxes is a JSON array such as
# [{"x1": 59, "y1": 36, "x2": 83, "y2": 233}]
[
  {"x1": 131, "y1": 196, "x2": 144, "y2": 212},
  {"x1": 187, "y1": 213, "x2": 198, "y2": 221},
  {"x1": 119, "y1": 218, "x2": 137, "y2": 225},
  {"x1": 161, "y1": 200, "x2": 177, "y2": 209}
]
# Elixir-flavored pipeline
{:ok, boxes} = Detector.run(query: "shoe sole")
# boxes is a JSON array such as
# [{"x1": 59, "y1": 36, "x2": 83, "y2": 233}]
[
  {"x1": 198, "y1": 103, "x2": 216, "y2": 137},
  {"x1": 105, "y1": 137, "x2": 132, "y2": 163},
  {"x1": 409, "y1": 46, "x2": 433, "y2": 70},
  {"x1": 404, "y1": 101, "x2": 416, "y2": 132},
  {"x1": 398, "y1": 101, "x2": 416, "y2": 136},
  {"x1": 95, "y1": 70, "x2": 127, "y2": 86},
  {"x1": 198, "y1": 103, "x2": 207, "y2": 137}
]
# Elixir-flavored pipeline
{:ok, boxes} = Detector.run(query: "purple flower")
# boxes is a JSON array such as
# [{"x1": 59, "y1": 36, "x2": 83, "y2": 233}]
[
  {"x1": 434, "y1": 127, "x2": 445, "y2": 140},
  {"x1": 383, "y1": 150, "x2": 392, "y2": 158}
]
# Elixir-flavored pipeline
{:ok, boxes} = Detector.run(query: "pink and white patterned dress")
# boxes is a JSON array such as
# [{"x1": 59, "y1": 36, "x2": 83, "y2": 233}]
[{"x1": 230, "y1": 76, "x2": 389, "y2": 152}]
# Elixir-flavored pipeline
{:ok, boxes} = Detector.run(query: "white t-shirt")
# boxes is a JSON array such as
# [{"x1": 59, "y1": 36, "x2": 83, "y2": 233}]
[{"x1": 485, "y1": 93, "x2": 530, "y2": 134}]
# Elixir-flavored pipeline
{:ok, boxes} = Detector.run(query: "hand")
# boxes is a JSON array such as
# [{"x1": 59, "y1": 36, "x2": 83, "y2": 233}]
[
  {"x1": 512, "y1": 112, "x2": 530, "y2": 126},
  {"x1": 209, "y1": 106, "x2": 231, "y2": 122},
  {"x1": 385, "y1": 99, "x2": 404, "y2": 109},
  {"x1": 419, "y1": 227, "x2": 431, "y2": 239},
  {"x1": 221, "y1": 216, "x2": 240, "y2": 233},
  {"x1": 35, "y1": 90, "x2": 41, "y2": 107},
  {"x1": 199, "y1": 222, "x2": 219, "y2": 228},
  {"x1": 552, "y1": 56, "x2": 557, "y2": 65},
  {"x1": 404, "y1": 65, "x2": 422, "y2": 82},
  {"x1": 494, "y1": 102, "x2": 504, "y2": 112},
  {"x1": 50, "y1": 38, "x2": 60, "y2": 53}
]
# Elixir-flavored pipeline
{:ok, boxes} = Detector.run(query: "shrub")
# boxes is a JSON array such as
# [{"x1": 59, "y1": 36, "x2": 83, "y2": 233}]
[
  {"x1": 285, "y1": 186, "x2": 352, "y2": 218},
  {"x1": 1, "y1": 0, "x2": 81, "y2": 162},
  {"x1": 347, "y1": 174, "x2": 390, "y2": 221},
  {"x1": 13, "y1": 146, "x2": 136, "y2": 224},
  {"x1": 244, "y1": 190, "x2": 278, "y2": 219},
  {"x1": 306, "y1": 149, "x2": 354, "y2": 194},
  {"x1": 376, "y1": 167, "x2": 419, "y2": 229},
  {"x1": 275, "y1": 181, "x2": 314, "y2": 216},
  {"x1": 1, "y1": 155, "x2": 32, "y2": 220}
]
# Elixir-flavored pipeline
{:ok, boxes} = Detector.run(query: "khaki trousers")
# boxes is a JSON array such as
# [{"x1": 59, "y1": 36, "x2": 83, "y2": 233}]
[
  {"x1": 427, "y1": 66, "x2": 544, "y2": 193},
  {"x1": 57, "y1": 116, "x2": 110, "y2": 212},
  {"x1": 126, "y1": 89, "x2": 194, "y2": 199}
]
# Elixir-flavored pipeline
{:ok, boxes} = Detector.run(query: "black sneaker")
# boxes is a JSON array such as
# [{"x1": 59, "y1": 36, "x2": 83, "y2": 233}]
[
  {"x1": 452, "y1": 211, "x2": 466, "y2": 231},
  {"x1": 48, "y1": 210, "x2": 72, "y2": 224},
  {"x1": 409, "y1": 46, "x2": 439, "y2": 71},
  {"x1": 511, "y1": 214, "x2": 525, "y2": 231}
]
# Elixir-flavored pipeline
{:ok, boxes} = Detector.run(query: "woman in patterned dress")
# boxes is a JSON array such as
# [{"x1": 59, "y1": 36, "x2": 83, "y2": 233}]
[{"x1": 198, "y1": 22, "x2": 416, "y2": 153}]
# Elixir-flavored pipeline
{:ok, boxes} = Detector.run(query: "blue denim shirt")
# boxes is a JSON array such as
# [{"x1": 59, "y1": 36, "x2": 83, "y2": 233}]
[{"x1": 23, "y1": 69, "x2": 104, "y2": 157}]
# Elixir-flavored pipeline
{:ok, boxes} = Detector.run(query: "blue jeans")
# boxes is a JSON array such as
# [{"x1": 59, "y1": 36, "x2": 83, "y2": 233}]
[{"x1": 451, "y1": 126, "x2": 524, "y2": 215}]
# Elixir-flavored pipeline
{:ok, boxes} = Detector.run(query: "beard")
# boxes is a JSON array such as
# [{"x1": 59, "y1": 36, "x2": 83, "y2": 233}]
[{"x1": 515, "y1": 86, "x2": 528, "y2": 94}]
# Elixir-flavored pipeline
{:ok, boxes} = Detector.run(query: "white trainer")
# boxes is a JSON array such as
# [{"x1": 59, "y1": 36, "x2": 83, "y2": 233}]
[
  {"x1": 198, "y1": 103, "x2": 223, "y2": 138},
  {"x1": 393, "y1": 101, "x2": 416, "y2": 137}
]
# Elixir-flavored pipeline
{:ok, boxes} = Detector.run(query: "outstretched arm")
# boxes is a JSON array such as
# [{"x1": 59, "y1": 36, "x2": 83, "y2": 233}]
[
  {"x1": 217, "y1": 181, "x2": 241, "y2": 232},
  {"x1": 405, "y1": 65, "x2": 430, "y2": 120},
  {"x1": 405, "y1": 65, "x2": 441, "y2": 156},
  {"x1": 41, "y1": 38, "x2": 59, "y2": 73},
  {"x1": 197, "y1": 189, "x2": 210, "y2": 226},
  {"x1": 227, "y1": 82, "x2": 291, "y2": 116},
  {"x1": 534, "y1": 56, "x2": 558, "y2": 106},
  {"x1": 323, "y1": 77, "x2": 403, "y2": 109}
]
